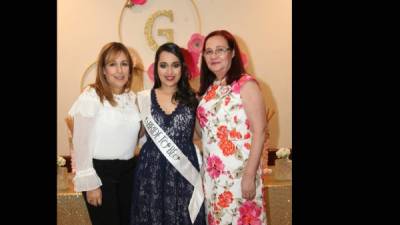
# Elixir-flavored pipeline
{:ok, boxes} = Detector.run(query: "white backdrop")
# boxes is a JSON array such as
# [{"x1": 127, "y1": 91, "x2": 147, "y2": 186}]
[{"x1": 57, "y1": 0, "x2": 292, "y2": 155}]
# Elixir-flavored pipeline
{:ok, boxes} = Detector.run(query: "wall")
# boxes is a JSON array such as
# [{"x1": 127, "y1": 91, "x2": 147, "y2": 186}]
[{"x1": 57, "y1": 0, "x2": 292, "y2": 155}]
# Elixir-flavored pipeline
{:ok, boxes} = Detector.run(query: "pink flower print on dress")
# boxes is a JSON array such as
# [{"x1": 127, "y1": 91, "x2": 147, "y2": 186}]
[
  {"x1": 219, "y1": 138, "x2": 236, "y2": 156},
  {"x1": 204, "y1": 85, "x2": 219, "y2": 102},
  {"x1": 206, "y1": 155, "x2": 224, "y2": 179},
  {"x1": 208, "y1": 213, "x2": 218, "y2": 225},
  {"x1": 231, "y1": 80, "x2": 241, "y2": 94},
  {"x1": 196, "y1": 106, "x2": 208, "y2": 128},
  {"x1": 224, "y1": 95, "x2": 231, "y2": 105},
  {"x1": 245, "y1": 119, "x2": 250, "y2": 130},
  {"x1": 220, "y1": 85, "x2": 231, "y2": 96},
  {"x1": 217, "y1": 191, "x2": 234, "y2": 208},
  {"x1": 229, "y1": 128, "x2": 242, "y2": 139},
  {"x1": 216, "y1": 125, "x2": 228, "y2": 139},
  {"x1": 232, "y1": 75, "x2": 255, "y2": 94},
  {"x1": 237, "y1": 200, "x2": 262, "y2": 225}
]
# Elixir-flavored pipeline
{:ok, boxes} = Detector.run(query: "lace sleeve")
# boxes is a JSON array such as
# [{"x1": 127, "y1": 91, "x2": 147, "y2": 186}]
[
  {"x1": 68, "y1": 87, "x2": 101, "y2": 118},
  {"x1": 71, "y1": 114, "x2": 102, "y2": 192}
]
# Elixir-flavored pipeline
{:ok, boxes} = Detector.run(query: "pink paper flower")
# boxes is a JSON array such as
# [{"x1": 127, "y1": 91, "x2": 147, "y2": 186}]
[
  {"x1": 191, "y1": 51, "x2": 200, "y2": 64},
  {"x1": 196, "y1": 106, "x2": 208, "y2": 128},
  {"x1": 131, "y1": 0, "x2": 147, "y2": 5},
  {"x1": 189, "y1": 51, "x2": 201, "y2": 77},
  {"x1": 147, "y1": 63, "x2": 154, "y2": 82},
  {"x1": 187, "y1": 33, "x2": 205, "y2": 55},
  {"x1": 181, "y1": 48, "x2": 200, "y2": 79},
  {"x1": 206, "y1": 155, "x2": 224, "y2": 179},
  {"x1": 241, "y1": 52, "x2": 249, "y2": 68},
  {"x1": 237, "y1": 200, "x2": 262, "y2": 225}
]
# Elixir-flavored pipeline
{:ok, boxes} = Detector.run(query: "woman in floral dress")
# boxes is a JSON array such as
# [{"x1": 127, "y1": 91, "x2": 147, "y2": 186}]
[{"x1": 196, "y1": 30, "x2": 268, "y2": 225}]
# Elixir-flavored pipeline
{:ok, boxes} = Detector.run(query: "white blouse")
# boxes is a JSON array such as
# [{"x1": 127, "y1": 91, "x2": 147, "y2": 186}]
[{"x1": 68, "y1": 87, "x2": 141, "y2": 192}]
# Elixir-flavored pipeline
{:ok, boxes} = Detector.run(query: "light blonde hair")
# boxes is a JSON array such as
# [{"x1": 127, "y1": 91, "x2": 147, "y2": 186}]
[{"x1": 91, "y1": 42, "x2": 134, "y2": 106}]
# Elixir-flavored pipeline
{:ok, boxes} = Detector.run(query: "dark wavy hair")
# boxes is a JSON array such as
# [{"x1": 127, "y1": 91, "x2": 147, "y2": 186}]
[
  {"x1": 198, "y1": 30, "x2": 246, "y2": 96},
  {"x1": 153, "y1": 42, "x2": 198, "y2": 109}
]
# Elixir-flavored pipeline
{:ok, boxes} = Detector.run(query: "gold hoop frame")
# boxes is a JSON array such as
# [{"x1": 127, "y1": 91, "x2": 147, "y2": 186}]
[
  {"x1": 81, "y1": 0, "x2": 202, "y2": 91},
  {"x1": 118, "y1": 0, "x2": 202, "y2": 45},
  {"x1": 80, "y1": 61, "x2": 96, "y2": 92}
]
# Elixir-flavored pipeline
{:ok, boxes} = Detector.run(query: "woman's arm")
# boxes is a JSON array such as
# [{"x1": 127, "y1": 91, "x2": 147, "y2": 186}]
[
  {"x1": 194, "y1": 118, "x2": 202, "y2": 140},
  {"x1": 72, "y1": 114, "x2": 103, "y2": 205},
  {"x1": 134, "y1": 123, "x2": 146, "y2": 156},
  {"x1": 240, "y1": 80, "x2": 267, "y2": 200},
  {"x1": 68, "y1": 87, "x2": 103, "y2": 206}
]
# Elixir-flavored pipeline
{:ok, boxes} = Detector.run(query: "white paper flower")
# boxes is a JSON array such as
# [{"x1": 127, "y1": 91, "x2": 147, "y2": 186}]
[
  {"x1": 276, "y1": 148, "x2": 291, "y2": 159},
  {"x1": 57, "y1": 155, "x2": 66, "y2": 167}
]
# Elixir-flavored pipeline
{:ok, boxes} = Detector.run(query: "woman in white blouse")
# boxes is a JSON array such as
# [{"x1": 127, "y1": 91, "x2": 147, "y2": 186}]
[{"x1": 68, "y1": 42, "x2": 142, "y2": 225}]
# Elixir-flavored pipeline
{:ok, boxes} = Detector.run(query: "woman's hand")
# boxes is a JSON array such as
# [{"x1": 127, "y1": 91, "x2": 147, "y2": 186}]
[
  {"x1": 241, "y1": 172, "x2": 256, "y2": 200},
  {"x1": 86, "y1": 187, "x2": 102, "y2": 207}
]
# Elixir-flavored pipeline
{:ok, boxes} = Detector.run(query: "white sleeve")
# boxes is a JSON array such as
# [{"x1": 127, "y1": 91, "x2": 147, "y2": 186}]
[
  {"x1": 68, "y1": 87, "x2": 101, "y2": 118},
  {"x1": 72, "y1": 114, "x2": 102, "y2": 192},
  {"x1": 69, "y1": 87, "x2": 102, "y2": 192}
]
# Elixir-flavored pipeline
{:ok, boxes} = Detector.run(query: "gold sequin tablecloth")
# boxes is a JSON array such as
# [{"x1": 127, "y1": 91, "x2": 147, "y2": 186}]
[
  {"x1": 57, "y1": 168, "x2": 290, "y2": 225},
  {"x1": 57, "y1": 173, "x2": 92, "y2": 225},
  {"x1": 263, "y1": 166, "x2": 292, "y2": 225}
]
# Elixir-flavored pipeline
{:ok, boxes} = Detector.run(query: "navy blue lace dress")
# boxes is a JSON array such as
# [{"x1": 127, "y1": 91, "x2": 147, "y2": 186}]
[{"x1": 130, "y1": 89, "x2": 206, "y2": 225}]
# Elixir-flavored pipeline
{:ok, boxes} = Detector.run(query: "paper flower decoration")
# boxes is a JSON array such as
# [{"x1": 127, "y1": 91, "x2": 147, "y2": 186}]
[
  {"x1": 187, "y1": 33, "x2": 205, "y2": 55},
  {"x1": 240, "y1": 52, "x2": 249, "y2": 68},
  {"x1": 126, "y1": 0, "x2": 147, "y2": 8},
  {"x1": 181, "y1": 47, "x2": 200, "y2": 79},
  {"x1": 276, "y1": 147, "x2": 291, "y2": 159},
  {"x1": 147, "y1": 63, "x2": 154, "y2": 82},
  {"x1": 131, "y1": 0, "x2": 147, "y2": 5},
  {"x1": 57, "y1": 155, "x2": 66, "y2": 167},
  {"x1": 184, "y1": 33, "x2": 205, "y2": 79}
]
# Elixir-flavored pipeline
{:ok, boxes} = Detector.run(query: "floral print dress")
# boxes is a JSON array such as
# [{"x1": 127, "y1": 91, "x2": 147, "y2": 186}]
[{"x1": 197, "y1": 74, "x2": 267, "y2": 225}]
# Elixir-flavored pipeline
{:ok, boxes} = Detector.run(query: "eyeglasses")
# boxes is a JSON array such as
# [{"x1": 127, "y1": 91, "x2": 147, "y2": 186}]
[{"x1": 203, "y1": 47, "x2": 231, "y2": 57}]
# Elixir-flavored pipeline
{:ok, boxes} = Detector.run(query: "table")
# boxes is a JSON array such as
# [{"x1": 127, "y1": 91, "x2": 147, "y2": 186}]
[
  {"x1": 57, "y1": 168, "x2": 291, "y2": 225},
  {"x1": 263, "y1": 166, "x2": 292, "y2": 225},
  {"x1": 57, "y1": 173, "x2": 92, "y2": 225}
]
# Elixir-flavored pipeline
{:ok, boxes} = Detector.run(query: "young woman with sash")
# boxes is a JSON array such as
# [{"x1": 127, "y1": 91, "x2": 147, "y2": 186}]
[
  {"x1": 130, "y1": 42, "x2": 206, "y2": 225},
  {"x1": 68, "y1": 42, "x2": 141, "y2": 225}
]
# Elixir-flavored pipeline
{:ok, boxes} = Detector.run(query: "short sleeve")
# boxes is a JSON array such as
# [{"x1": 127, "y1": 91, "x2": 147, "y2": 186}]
[
  {"x1": 239, "y1": 74, "x2": 257, "y2": 86},
  {"x1": 231, "y1": 74, "x2": 258, "y2": 94},
  {"x1": 68, "y1": 87, "x2": 102, "y2": 118}
]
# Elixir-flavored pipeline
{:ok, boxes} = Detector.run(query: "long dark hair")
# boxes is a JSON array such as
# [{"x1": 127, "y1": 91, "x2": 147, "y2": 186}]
[
  {"x1": 153, "y1": 42, "x2": 198, "y2": 109},
  {"x1": 198, "y1": 30, "x2": 246, "y2": 96}
]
